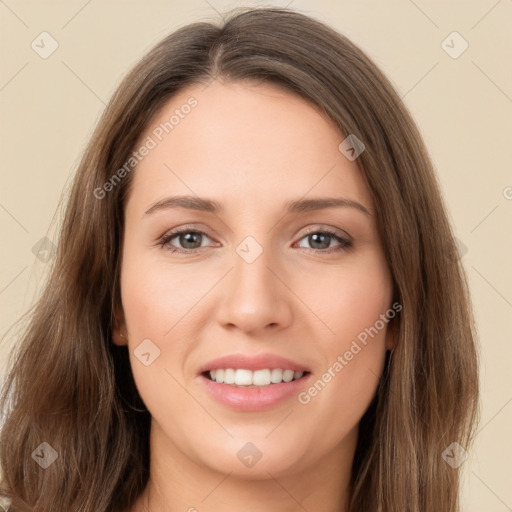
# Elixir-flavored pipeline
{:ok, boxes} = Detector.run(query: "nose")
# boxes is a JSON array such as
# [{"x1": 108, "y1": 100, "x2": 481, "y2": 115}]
[{"x1": 215, "y1": 245, "x2": 293, "y2": 335}]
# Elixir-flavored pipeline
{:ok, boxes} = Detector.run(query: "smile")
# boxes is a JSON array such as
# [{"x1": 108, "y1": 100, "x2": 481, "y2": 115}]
[
  {"x1": 204, "y1": 368, "x2": 306, "y2": 387},
  {"x1": 199, "y1": 370, "x2": 311, "y2": 412}
]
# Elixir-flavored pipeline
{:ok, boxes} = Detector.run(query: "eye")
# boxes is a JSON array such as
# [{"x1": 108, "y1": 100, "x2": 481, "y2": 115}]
[
  {"x1": 157, "y1": 226, "x2": 215, "y2": 254},
  {"x1": 157, "y1": 226, "x2": 353, "y2": 254},
  {"x1": 294, "y1": 227, "x2": 353, "y2": 254}
]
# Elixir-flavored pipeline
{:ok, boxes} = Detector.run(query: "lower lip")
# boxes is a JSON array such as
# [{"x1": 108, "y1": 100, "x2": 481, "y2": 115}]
[{"x1": 198, "y1": 373, "x2": 311, "y2": 412}]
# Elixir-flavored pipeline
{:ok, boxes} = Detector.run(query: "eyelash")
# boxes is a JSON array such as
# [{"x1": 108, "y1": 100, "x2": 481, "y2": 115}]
[{"x1": 157, "y1": 225, "x2": 353, "y2": 255}]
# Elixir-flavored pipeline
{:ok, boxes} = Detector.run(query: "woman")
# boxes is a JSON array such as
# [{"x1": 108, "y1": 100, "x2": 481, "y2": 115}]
[{"x1": 0, "y1": 7, "x2": 479, "y2": 512}]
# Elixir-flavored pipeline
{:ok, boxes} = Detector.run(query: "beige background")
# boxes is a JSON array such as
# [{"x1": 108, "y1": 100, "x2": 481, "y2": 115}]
[{"x1": 1, "y1": 1, "x2": 511, "y2": 510}]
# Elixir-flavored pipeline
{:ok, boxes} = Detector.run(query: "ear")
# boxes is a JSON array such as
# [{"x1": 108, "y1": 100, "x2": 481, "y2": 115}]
[
  {"x1": 112, "y1": 304, "x2": 128, "y2": 346},
  {"x1": 384, "y1": 319, "x2": 396, "y2": 351}
]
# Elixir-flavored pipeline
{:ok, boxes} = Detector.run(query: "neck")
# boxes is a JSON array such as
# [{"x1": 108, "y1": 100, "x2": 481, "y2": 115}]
[{"x1": 131, "y1": 420, "x2": 356, "y2": 512}]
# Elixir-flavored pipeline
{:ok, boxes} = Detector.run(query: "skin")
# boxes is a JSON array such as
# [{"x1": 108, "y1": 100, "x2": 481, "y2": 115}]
[{"x1": 113, "y1": 79, "x2": 395, "y2": 512}]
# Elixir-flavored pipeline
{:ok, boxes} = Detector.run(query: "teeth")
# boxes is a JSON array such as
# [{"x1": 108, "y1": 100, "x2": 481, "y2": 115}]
[
  {"x1": 252, "y1": 369, "x2": 271, "y2": 386},
  {"x1": 207, "y1": 368, "x2": 305, "y2": 386},
  {"x1": 270, "y1": 368, "x2": 283, "y2": 383},
  {"x1": 235, "y1": 369, "x2": 253, "y2": 386},
  {"x1": 282, "y1": 369, "x2": 294, "y2": 382},
  {"x1": 224, "y1": 368, "x2": 235, "y2": 384}
]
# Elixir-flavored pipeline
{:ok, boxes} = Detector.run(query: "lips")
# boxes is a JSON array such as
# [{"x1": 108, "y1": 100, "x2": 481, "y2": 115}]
[{"x1": 196, "y1": 352, "x2": 312, "y2": 411}]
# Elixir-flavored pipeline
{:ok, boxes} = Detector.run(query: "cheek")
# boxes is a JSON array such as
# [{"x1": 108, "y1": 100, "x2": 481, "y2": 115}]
[
  {"x1": 120, "y1": 246, "x2": 203, "y2": 339},
  {"x1": 298, "y1": 253, "x2": 392, "y2": 427},
  {"x1": 301, "y1": 344, "x2": 386, "y2": 449},
  {"x1": 306, "y1": 250, "x2": 393, "y2": 342},
  {"x1": 118, "y1": 250, "x2": 189, "y2": 398},
  {"x1": 299, "y1": 314, "x2": 389, "y2": 447}
]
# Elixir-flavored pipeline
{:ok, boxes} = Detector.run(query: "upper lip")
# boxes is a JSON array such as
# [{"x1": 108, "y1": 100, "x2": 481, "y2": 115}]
[{"x1": 197, "y1": 353, "x2": 311, "y2": 375}]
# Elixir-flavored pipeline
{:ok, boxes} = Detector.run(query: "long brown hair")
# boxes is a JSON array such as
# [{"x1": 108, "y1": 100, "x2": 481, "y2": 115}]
[{"x1": 0, "y1": 7, "x2": 479, "y2": 511}]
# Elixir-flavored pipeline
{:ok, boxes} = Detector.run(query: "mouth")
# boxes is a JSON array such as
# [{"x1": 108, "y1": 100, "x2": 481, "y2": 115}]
[
  {"x1": 198, "y1": 367, "x2": 312, "y2": 412},
  {"x1": 201, "y1": 368, "x2": 311, "y2": 388},
  {"x1": 196, "y1": 353, "x2": 312, "y2": 411}
]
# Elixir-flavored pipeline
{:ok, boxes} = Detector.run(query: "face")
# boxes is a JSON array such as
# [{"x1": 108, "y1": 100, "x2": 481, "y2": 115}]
[{"x1": 113, "y1": 79, "x2": 395, "y2": 479}]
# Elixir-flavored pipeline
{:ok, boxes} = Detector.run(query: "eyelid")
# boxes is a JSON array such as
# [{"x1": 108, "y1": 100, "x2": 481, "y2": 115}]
[
  {"x1": 159, "y1": 223, "x2": 351, "y2": 241},
  {"x1": 298, "y1": 224, "x2": 352, "y2": 242},
  {"x1": 159, "y1": 223, "x2": 217, "y2": 240}
]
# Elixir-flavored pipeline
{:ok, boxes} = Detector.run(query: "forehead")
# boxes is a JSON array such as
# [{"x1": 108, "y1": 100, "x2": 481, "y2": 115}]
[{"x1": 126, "y1": 79, "x2": 373, "y2": 216}]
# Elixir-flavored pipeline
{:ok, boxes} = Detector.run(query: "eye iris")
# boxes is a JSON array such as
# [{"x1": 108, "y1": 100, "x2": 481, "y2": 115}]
[
  {"x1": 180, "y1": 232, "x2": 202, "y2": 249},
  {"x1": 309, "y1": 233, "x2": 330, "y2": 250}
]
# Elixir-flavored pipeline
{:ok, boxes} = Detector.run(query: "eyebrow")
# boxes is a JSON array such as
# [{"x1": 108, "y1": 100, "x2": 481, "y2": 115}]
[{"x1": 144, "y1": 195, "x2": 371, "y2": 217}]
